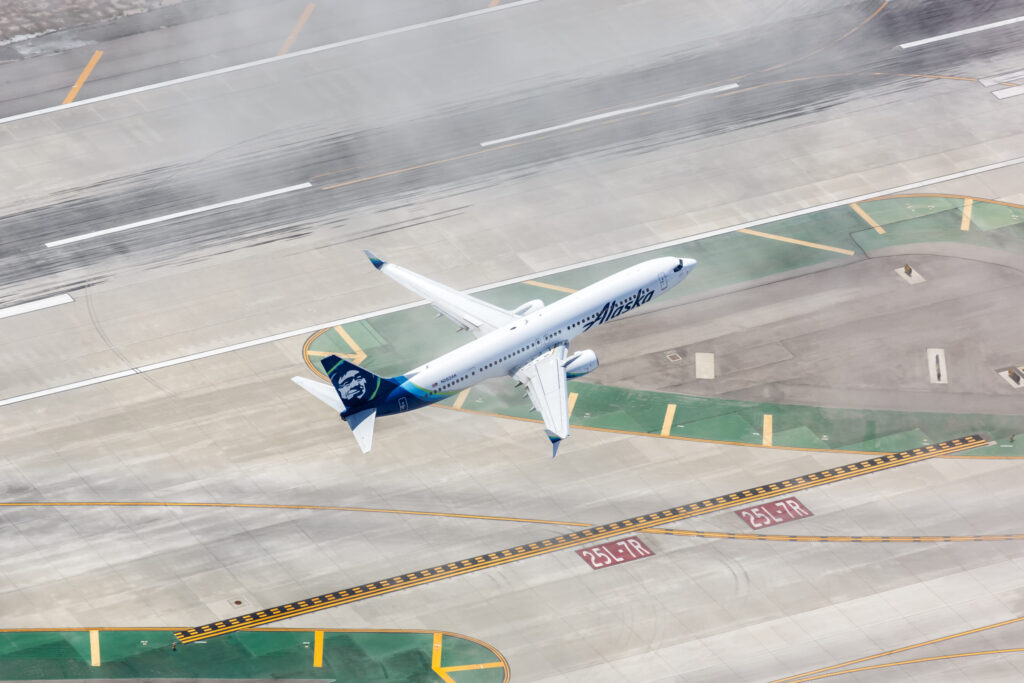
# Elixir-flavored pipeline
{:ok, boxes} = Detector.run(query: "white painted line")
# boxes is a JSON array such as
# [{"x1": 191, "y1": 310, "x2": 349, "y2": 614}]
[
  {"x1": 45, "y1": 183, "x2": 312, "y2": 247},
  {"x1": 695, "y1": 352, "x2": 715, "y2": 380},
  {"x1": 993, "y1": 85, "x2": 1024, "y2": 99},
  {"x1": 927, "y1": 348, "x2": 948, "y2": 384},
  {"x1": 980, "y1": 69, "x2": 1024, "y2": 86},
  {"x1": 0, "y1": 0, "x2": 542, "y2": 127},
  {"x1": 5, "y1": 154, "x2": 1024, "y2": 407},
  {"x1": 900, "y1": 14, "x2": 1024, "y2": 49},
  {"x1": 0, "y1": 293, "x2": 74, "y2": 319},
  {"x1": 479, "y1": 83, "x2": 739, "y2": 147}
]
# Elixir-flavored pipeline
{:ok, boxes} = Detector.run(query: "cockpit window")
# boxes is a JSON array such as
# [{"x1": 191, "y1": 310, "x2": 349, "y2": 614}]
[{"x1": 673, "y1": 259, "x2": 684, "y2": 272}]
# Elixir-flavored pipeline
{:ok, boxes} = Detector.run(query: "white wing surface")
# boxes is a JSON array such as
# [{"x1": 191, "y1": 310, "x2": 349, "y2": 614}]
[
  {"x1": 513, "y1": 346, "x2": 571, "y2": 455},
  {"x1": 365, "y1": 251, "x2": 515, "y2": 337}
]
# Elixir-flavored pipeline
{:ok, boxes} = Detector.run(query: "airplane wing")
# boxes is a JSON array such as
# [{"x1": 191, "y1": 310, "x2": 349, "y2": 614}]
[
  {"x1": 365, "y1": 251, "x2": 515, "y2": 337},
  {"x1": 513, "y1": 345, "x2": 571, "y2": 456}
]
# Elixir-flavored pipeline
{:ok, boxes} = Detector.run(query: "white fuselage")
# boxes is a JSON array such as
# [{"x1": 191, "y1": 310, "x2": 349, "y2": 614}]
[{"x1": 403, "y1": 256, "x2": 696, "y2": 399}]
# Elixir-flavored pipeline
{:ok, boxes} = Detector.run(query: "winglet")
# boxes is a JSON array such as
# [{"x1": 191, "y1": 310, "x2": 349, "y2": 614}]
[
  {"x1": 364, "y1": 250, "x2": 385, "y2": 270},
  {"x1": 547, "y1": 432, "x2": 563, "y2": 458}
]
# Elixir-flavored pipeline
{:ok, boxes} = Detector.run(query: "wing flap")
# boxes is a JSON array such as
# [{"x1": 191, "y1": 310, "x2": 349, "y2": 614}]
[{"x1": 513, "y1": 346, "x2": 570, "y2": 442}]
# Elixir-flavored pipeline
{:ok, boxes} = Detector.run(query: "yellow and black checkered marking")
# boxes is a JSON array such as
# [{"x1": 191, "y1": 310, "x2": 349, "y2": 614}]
[{"x1": 175, "y1": 435, "x2": 984, "y2": 643}]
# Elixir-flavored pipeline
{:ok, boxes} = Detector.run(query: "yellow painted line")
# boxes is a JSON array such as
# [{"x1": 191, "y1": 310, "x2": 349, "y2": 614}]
[
  {"x1": 850, "y1": 203, "x2": 886, "y2": 234},
  {"x1": 961, "y1": 197, "x2": 973, "y2": 230},
  {"x1": 278, "y1": 3, "x2": 316, "y2": 56},
  {"x1": 89, "y1": 629, "x2": 100, "y2": 666},
  {"x1": 660, "y1": 404, "x2": 677, "y2": 436},
  {"x1": 175, "y1": 436, "x2": 983, "y2": 642},
  {"x1": 332, "y1": 325, "x2": 367, "y2": 364},
  {"x1": 431, "y1": 632, "x2": 457, "y2": 683},
  {"x1": 63, "y1": 51, "x2": 103, "y2": 105},
  {"x1": 313, "y1": 630, "x2": 323, "y2": 667},
  {"x1": 445, "y1": 661, "x2": 506, "y2": 672},
  {"x1": 785, "y1": 648, "x2": 1024, "y2": 682},
  {"x1": 762, "y1": 414, "x2": 773, "y2": 446},
  {"x1": 452, "y1": 388, "x2": 470, "y2": 409},
  {"x1": 739, "y1": 229, "x2": 856, "y2": 255},
  {"x1": 567, "y1": 391, "x2": 578, "y2": 417},
  {"x1": 489, "y1": 0, "x2": 501, "y2": 7},
  {"x1": 522, "y1": 279, "x2": 577, "y2": 294},
  {"x1": 770, "y1": 614, "x2": 1024, "y2": 683}
]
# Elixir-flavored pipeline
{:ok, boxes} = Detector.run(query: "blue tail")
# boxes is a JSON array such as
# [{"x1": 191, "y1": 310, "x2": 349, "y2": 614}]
[{"x1": 321, "y1": 355, "x2": 397, "y2": 417}]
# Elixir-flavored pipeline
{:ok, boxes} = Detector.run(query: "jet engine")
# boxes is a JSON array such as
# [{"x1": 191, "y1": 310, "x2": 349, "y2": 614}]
[
  {"x1": 513, "y1": 299, "x2": 545, "y2": 316},
  {"x1": 563, "y1": 349, "x2": 599, "y2": 378}
]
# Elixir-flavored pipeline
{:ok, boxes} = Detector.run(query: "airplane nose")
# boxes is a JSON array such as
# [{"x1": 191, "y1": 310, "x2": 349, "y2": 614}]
[{"x1": 682, "y1": 258, "x2": 697, "y2": 270}]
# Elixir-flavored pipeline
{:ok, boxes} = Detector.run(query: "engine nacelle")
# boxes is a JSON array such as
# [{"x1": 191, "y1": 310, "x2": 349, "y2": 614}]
[
  {"x1": 563, "y1": 349, "x2": 599, "y2": 378},
  {"x1": 513, "y1": 299, "x2": 545, "y2": 316}
]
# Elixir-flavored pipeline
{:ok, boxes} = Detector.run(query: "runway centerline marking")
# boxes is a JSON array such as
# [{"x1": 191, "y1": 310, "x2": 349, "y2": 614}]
[
  {"x1": 175, "y1": 436, "x2": 984, "y2": 642},
  {"x1": 63, "y1": 51, "x2": 103, "y2": 104},
  {"x1": 278, "y1": 3, "x2": 316, "y2": 56},
  {"x1": 900, "y1": 14, "x2": 1024, "y2": 49},
  {"x1": 479, "y1": 84, "x2": 739, "y2": 147},
  {"x1": 0, "y1": 0, "x2": 542, "y2": 126},
  {"x1": 0, "y1": 294, "x2": 74, "y2": 320},
  {"x1": 738, "y1": 228, "x2": 856, "y2": 255},
  {"x1": 45, "y1": 183, "x2": 311, "y2": 248},
  {"x1": 6, "y1": 172, "x2": 1024, "y2": 408}
]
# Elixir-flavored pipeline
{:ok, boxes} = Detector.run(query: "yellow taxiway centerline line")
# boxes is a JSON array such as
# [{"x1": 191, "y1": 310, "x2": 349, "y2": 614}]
[
  {"x1": 445, "y1": 661, "x2": 506, "y2": 672},
  {"x1": 431, "y1": 632, "x2": 457, "y2": 683},
  {"x1": 89, "y1": 630, "x2": 100, "y2": 666},
  {"x1": 770, "y1": 614, "x2": 1024, "y2": 683},
  {"x1": 785, "y1": 648, "x2": 1024, "y2": 682},
  {"x1": 850, "y1": 202, "x2": 886, "y2": 234},
  {"x1": 763, "y1": 414, "x2": 773, "y2": 446},
  {"x1": 313, "y1": 630, "x2": 324, "y2": 667},
  {"x1": 278, "y1": 3, "x2": 316, "y2": 56},
  {"x1": 452, "y1": 388, "x2": 471, "y2": 410},
  {"x1": 567, "y1": 391, "x2": 578, "y2": 416},
  {"x1": 739, "y1": 228, "x2": 856, "y2": 255},
  {"x1": 332, "y1": 325, "x2": 367, "y2": 364},
  {"x1": 522, "y1": 279, "x2": 577, "y2": 293},
  {"x1": 63, "y1": 51, "x2": 103, "y2": 104},
  {"x1": 961, "y1": 197, "x2": 973, "y2": 230},
  {"x1": 660, "y1": 404, "x2": 677, "y2": 437}
]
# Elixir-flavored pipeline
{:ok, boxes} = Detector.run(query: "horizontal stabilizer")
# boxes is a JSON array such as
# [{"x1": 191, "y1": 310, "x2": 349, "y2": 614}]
[
  {"x1": 347, "y1": 408, "x2": 376, "y2": 453},
  {"x1": 292, "y1": 376, "x2": 343, "y2": 413}
]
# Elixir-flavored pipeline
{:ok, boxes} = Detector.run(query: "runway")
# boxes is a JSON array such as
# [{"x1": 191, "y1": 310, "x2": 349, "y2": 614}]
[{"x1": 3, "y1": 0, "x2": 1024, "y2": 680}]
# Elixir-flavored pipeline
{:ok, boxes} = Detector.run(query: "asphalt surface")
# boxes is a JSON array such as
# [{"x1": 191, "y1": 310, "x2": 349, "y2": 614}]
[{"x1": 3, "y1": 0, "x2": 1024, "y2": 681}]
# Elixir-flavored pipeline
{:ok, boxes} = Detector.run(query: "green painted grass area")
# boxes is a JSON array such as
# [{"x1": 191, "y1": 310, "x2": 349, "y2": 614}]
[
  {"x1": 307, "y1": 195, "x2": 1024, "y2": 456},
  {"x1": 0, "y1": 630, "x2": 506, "y2": 682}
]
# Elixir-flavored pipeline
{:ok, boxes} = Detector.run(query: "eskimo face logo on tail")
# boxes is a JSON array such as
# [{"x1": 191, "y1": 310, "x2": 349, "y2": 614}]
[
  {"x1": 337, "y1": 369, "x2": 370, "y2": 401},
  {"x1": 583, "y1": 288, "x2": 655, "y2": 331}
]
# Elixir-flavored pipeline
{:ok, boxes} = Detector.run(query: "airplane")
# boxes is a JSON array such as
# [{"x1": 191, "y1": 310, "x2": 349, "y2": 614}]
[{"x1": 293, "y1": 251, "x2": 696, "y2": 456}]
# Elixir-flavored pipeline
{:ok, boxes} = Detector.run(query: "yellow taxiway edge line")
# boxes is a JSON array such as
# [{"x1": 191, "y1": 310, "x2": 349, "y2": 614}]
[
  {"x1": 961, "y1": 197, "x2": 973, "y2": 230},
  {"x1": 89, "y1": 629, "x2": 100, "y2": 666},
  {"x1": 453, "y1": 388, "x2": 471, "y2": 410},
  {"x1": 763, "y1": 414, "x2": 773, "y2": 446},
  {"x1": 567, "y1": 391, "x2": 579, "y2": 417},
  {"x1": 64, "y1": 51, "x2": 103, "y2": 104},
  {"x1": 522, "y1": 279, "x2": 577, "y2": 293},
  {"x1": 739, "y1": 228, "x2": 856, "y2": 255},
  {"x1": 660, "y1": 404, "x2": 677, "y2": 436},
  {"x1": 278, "y1": 3, "x2": 316, "y2": 56},
  {"x1": 849, "y1": 203, "x2": 886, "y2": 234},
  {"x1": 312, "y1": 630, "x2": 324, "y2": 667}
]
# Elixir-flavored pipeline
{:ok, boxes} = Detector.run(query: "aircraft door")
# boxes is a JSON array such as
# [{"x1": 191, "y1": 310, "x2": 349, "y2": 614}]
[
  {"x1": 398, "y1": 397, "x2": 409, "y2": 412},
  {"x1": 658, "y1": 272, "x2": 668, "y2": 290}
]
